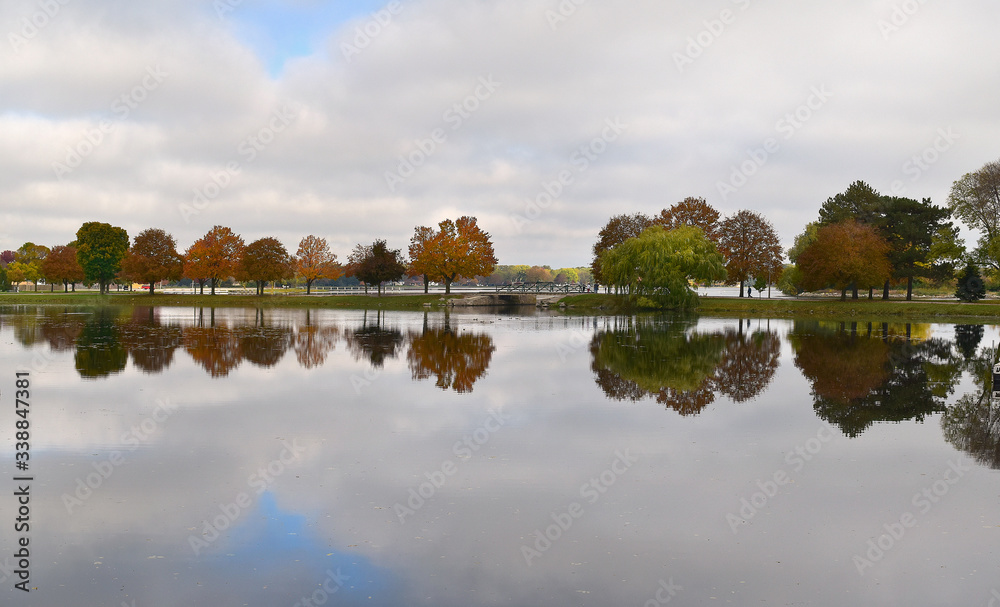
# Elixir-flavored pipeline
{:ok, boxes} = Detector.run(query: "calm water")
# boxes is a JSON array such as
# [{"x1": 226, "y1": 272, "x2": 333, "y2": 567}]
[{"x1": 1, "y1": 305, "x2": 998, "y2": 606}]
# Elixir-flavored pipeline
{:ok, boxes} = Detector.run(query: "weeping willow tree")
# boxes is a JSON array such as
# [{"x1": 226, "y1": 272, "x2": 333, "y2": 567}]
[{"x1": 599, "y1": 225, "x2": 726, "y2": 308}]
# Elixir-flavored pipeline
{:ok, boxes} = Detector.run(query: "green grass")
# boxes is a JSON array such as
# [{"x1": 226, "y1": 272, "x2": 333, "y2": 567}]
[{"x1": 0, "y1": 291, "x2": 461, "y2": 310}]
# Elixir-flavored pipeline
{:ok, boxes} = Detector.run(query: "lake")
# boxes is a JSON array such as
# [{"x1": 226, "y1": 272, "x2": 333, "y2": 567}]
[{"x1": 1, "y1": 305, "x2": 998, "y2": 606}]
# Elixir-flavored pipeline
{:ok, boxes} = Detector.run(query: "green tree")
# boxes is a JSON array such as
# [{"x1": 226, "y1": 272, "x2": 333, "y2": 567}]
[
  {"x1": 346, "y1": 240, "x2": 407, "y2": 295},
  {"x1": 818, "y1": 180, "x2": 884, "y2": 226},
  {"x1": 955, "y1": 261, "x2": 986, "y2": 302},
  {"x1": 591, "y1": 213, "x2": 652, "y2": 290},
  {"x1": 947, "y1": 159, "x2": 1000, "y2": 272},
  {"x1": 600, "y1": 225, "x2": 727, "y2": 308},
  {"x1": 119, "y1": 229, "x2": 184, "y2": 295},
  {"x1": 75, "y1": 222, "x2": 129, "y2": 294},
  {"x1": 877, "y1": 196, "x2": 953, "y2": 300},
  {"x1": 16, "y1": 242, "x2": 49, "y2": 291}
]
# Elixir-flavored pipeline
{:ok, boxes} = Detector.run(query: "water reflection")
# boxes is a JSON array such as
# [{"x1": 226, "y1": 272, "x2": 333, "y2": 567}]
[
  {"x1": 790, "y1": 321, "x2": 961, "y2": 437},
  {"x1": 343, "y1": 309, "x2": 406, "y2": 368},
  {"x1": 589, "y1": 317, "x2": 779, "y2": 415},
  {"x1": 407, "y1": 314, "x2": 496, "y2": 393},
  {"x1": 942, "y1": 335, "x2": 1000, "y2": 469}
]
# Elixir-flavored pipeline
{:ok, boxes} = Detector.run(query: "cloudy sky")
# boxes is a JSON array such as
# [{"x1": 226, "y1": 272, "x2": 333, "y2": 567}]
[{"x1": 2, "y1": 0, "x2": 998, "y2": 268}]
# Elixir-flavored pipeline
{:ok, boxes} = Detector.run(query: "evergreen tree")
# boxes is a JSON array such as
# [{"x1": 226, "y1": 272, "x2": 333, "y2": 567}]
[{"x1": 955, "y1": 261, "x2": 986, "y2": 302}]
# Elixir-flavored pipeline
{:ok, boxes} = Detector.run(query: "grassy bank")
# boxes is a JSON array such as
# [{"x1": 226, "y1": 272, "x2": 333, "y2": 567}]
[
  {"x1": 6, "y1": 290, "x2": 1000, "y2": 321},
  {"x1": 0, "y1": 291, "x2": 461, "y2": 311}
]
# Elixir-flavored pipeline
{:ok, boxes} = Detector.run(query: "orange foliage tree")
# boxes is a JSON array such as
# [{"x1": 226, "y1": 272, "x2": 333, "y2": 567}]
[
  {"x1": 797, "y1": 220, "x2": 892, "y2": 300},
  {"x1": 408, "y1": 216, "x2": 497, "y2": 294},
  {"x1": 239, "y1": 237, "x2": 294, "y2": 295},
  {"x1": 119, "y1": 228, "x2": 184, "y2": 295},
  {"x1": 717, "y1": 209, "x2": 784, "y2": 297},
  {"x1": 41, "y1": 244, "x2": 85, "y2": 292},
  {"x1": 184, "y1": 225, "x2": 245, "y2": 295},
  {"x1": 655, "y1": 197, "x2": 721, "y2": 242},
  {"x1": 296, "y1": 235, "x2": 343, "y2": 294}
]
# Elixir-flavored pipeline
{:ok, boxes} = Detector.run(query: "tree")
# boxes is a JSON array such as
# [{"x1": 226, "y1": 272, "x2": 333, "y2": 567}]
[
  {"x1": 876, "y1": 197, "x2": 953, "y2": 300},
  {"x1": 407, "y1": 322, "x2": 496, "y2": 393},
  {"x1": 346, "y1": 240, "x2": 407, "y2": 295},
  {"x1": 16, "y1": 242, "x2": 49, "y2": 291},
  {"x1": 6, "y1": 261, "x2": 28, "y2": 292},
  {"x1": 776, "y1": 265, "x2": 805, "y2": 296},
  {"x1": 409, "y1": 217, "x2": 497, "y2": 294},
  {"x1": 788, "y1": 222, "x2": 820, "y2": 263},
  {"x1": 186, "y1": 226, "x2": 245, "y2": 295},
  {"x1": 0, "y1": 251, "x2": 15, "y2": 265},
  {"x1": 554, "y1": 267, "x2": 580, "y2": 284},
  {"x1": 955, "y1": 261, "x2": 986, "y2": 302},
  {"x1": 947, "y1": 159, "x2": 1000, "y2": 272},
  {"x1": 41, "y1": 245, "x2": 85, "y2": 292},
  {"x1": 797, "y1": 220, "x2": 891, "y2": 300},
  {"x1": 525, "y1": 266, "x2": 553, "y2": 283},
  {"x1": 600, "y1": 225, "x2": 727, "y2": 308},
  {"x1": 407, "y1": 226, "x2": 437, "y2": 293},
  {"x1": 717, "y1": 210, "x2": 784, "y2": 297},
  {"x1": 240, "y1": 237, "x2": 294, "y2": 296},
  {"x1": 591, "y1": 213, "x2": 652, "y2": 289},
  {"x1": 818, "y1": 180, "x2": 883, "y2": 226},
  {"x1": 296, "y1": 235, "x2": 342, "y2": 294},
  {"x1": 76, "y1": 222, "x2": 129, "y2": 294},
  {"x1": 119, "y1": 229, "x2": 183, "y2": 295},
  {"x1": 654, "y1": 197, "x2": 721, "y2": 242}
]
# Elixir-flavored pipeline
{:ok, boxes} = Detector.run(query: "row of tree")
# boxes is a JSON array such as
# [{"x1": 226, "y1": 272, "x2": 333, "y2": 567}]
[
  {"x1": 591, "y1": 197, "x2": 784, "y2": 305},
  {"x1": 0, "y1": 216, "x2": 500, "y2": 296}
]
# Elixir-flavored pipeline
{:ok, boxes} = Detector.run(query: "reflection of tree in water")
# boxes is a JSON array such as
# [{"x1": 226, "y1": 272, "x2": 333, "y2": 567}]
[
  {"x1": 792, "y1": 321, "x2": 960, "y2": 437},
  {"x1": 118, "y1": 307, "x2": 183, "y2": 373},
  {"x1": 344, "y1": 310, "x2": 404, "y2": 368},
  {"x1": 590, "y1": 318, "x2": 779, "y2": 415},
  {"x1": 407, "y1": 314, "x2": 495, "y2": 393},
  {"x1": 953, "y1": 324, "x2": 985, "y2": 361},
  {"x1": 293, "y1": 310, "x2": 340, "y2": 369},
  {"x1": 942, "y1": 345, "x2": 1000, "y2": 469},
  {"x1": 75, "y1": 308, "x2": 129, "y2": 379},
  {"x1": 183, "y1": 308, "x2": 242, "y2": 377},
  {"x1": 235, "y1": 310, "x2": 293, "y2": 368}
]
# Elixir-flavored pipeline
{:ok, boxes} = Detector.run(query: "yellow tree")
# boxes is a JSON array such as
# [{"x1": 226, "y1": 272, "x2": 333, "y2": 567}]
[
  {"x1": 296, "y1": 235, "x2": 343, "y2": 294},
  {"x1": 407, "y1": 226, "x2": 438, "y2": 293}
]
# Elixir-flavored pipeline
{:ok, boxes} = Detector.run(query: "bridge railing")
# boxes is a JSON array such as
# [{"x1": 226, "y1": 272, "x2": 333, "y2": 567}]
[{"x1": 494, "y1": 282, "x2": 589, "y2": 294}]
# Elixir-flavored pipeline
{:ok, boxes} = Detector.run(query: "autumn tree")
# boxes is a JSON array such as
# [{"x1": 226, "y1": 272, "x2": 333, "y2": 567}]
[
  {"x1": 717, "y1": 210, "x2": 784, "y2": 297},
  {"x1": 407, "y1": 226, "x2": 437, "y2": 293},
  {"x1": 239, "y1": 237, "x2": 294, "y2": 295},
  {"x1": 600, "y1": 225, "x2": 726, "y2": 308},
  {"x1": 654, "y1": 197, "x2": 721, "y2": 242},
  {"x1": 947, "y1": 158, "x2": 1000, "y2": 273},
  {"x1": 591, "y1": 212, "x2": 652, "y2": 289},
  {"x1": 76, "y1": 222, "x2": 129, "y2": 294},
  {"x1": 6, "y1": 261, "x2": 28, "y2": 292},
  {"x1": 408, "y1": 217, "x2": 497, "y2": 294},
  {"x1": 797, "y1": 220, "x2": 891, "y2": 300},
  {"x1": 16, "y1": 242, "x2": 49, "y2": 291},
  {"x1": 41, "y1": 245, "x2": 85, "y2": 292},
  {"x1": 119, "y1": 229, "x2": 184, "y2": 295},
  {"x1": 0, "y1": 251, "x2": 14, "y2": 265},
  {"x1": 296, "y1": 235, "x2": 342, "y2": 294},
  {"x1": 525, "y1": 266, "x2": 553, "y2": 283},
  {"x1": 346, "y1": 240, "x2": 407, "y2": 295},
  {"x1": 185, "y1": 225, "x2": 244, "y2": 295}
]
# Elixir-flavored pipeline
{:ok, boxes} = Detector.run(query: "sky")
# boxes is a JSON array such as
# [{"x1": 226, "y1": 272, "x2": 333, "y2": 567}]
[{"x1": 1, "y1": 0, "x2": 999, "y2": 269}]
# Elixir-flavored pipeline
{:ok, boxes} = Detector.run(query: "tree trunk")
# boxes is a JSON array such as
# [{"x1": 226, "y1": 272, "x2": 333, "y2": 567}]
[
  {"x1": 150, "y1": 283, "x2": 156, "y2": 295},
  {"x1": 852, "y1": 284, "x2": 858, "y2": 299},
  {"x1": 64, "y1": 281, "x2": 69, "y2": 293},
  {"x1": 211, "y1": 278, "x2": 216, "y2": 295},
  {"x1": 882, "y1": 280, "x2": 890, "y2": 300},
  {"x1": 423, "y1": 275, "x2": 429, "y2": 294},
  {"x1": 306, "y1": 280, "x2": 312, "y2": 295},
  {"x1": 445, "y1": 277, "x2": 452, "y2": 294},
  {"x1": 906, "y1": 276, "x2": 913, "y2": 301},
  {"x1": 841, "y1": 288, "x2": 847, "y2": 301},
  {"x1": 739, "y1": 281, "x2": 745, "y2": 298},
  {"x1": 868, "y1": 287, "x2": 873, "y2": 299}
]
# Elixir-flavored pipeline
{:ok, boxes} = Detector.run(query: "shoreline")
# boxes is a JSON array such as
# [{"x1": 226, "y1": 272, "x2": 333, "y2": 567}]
[{"x1": 3, "y1": 291, "x2": 1000, "y2": 322}]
